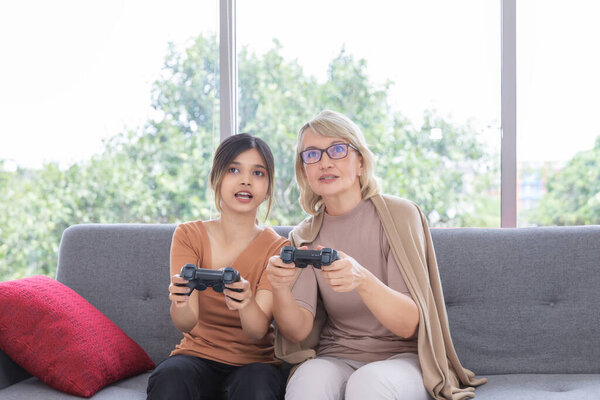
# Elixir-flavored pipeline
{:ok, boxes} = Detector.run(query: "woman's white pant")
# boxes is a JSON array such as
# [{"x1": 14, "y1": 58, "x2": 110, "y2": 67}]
[{"x1": 285, "y1": 352, "x2": 430, "y2": 400}]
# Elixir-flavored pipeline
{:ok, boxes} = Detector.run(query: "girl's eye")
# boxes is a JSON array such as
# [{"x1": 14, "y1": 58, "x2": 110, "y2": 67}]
[
  {"x1": 228, "y1": 167, "x2": 239, "y2": 173},
  {"x1": 253, "y1": 170, "x2": 265, "y2": 176}
]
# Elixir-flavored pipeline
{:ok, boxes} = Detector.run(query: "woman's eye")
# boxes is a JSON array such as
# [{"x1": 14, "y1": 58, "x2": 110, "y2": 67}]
[
  {"x1": 306, "y1": 150, "x2": 320, "y2": 159},
  {"x1": 228, "y1": 167, "x2": 239, "y2": 173},
  {"x1": 330, "y1": 145, "x2": 345, "y2": 156},
  {"x1": 253, "y1": 170, "x2": 265, "y2": 176}
]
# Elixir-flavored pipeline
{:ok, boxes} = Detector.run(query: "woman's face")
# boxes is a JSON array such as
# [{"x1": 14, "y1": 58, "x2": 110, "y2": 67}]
[
  {"x1": 300, "y1": 127, "x2": 363, "y2": 204},
  {"x1": 218, "y1": 148, "x2": 269, "y2": 215}
]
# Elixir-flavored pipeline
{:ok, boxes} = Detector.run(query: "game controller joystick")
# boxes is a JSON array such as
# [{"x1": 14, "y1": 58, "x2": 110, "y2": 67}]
[
  {"x1": 280, "y1": 246, "x2": 340, "y2": 269},
  {"x1": 176, "y1": 264, "x2": 241, "y2": 294}
]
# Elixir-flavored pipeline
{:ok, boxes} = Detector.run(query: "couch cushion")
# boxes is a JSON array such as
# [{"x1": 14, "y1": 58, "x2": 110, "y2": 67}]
[
  {"x1": 273, "y1": 226, "x2": 293, "y2": 239},
  {"x1": 472, "y1": 374, "x2": 600, "y2": 400},
  {"x1": 0, "y1": 373, "x2": 151, "y2": 400},
  {"x1": 431, "y1": 226, "x2": 600, "y2": 375},
  {"x1": 56, "y1": 224, "x2": 180, "y2": 366},
  {"x1": 0, "y1": 276, "x2": 154, "y2": 397}
]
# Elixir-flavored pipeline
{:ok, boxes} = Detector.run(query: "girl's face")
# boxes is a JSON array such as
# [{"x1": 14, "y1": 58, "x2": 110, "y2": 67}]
[
  {"x1": 300, "y1": 127, "x2": 363, "y2": 204},
  {"x1": 219, "y1": 148, "x2": 269, "y2": 216}
]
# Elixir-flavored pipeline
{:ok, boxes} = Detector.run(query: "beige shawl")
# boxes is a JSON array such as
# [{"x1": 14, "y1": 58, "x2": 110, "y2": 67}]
[{"x1": 274, "y1": 194, "x2": 486, "y2": 399}]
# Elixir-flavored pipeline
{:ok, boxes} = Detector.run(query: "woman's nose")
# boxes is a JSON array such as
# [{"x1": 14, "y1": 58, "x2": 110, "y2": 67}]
[{"x1": 318, "y1": 156, "x2": 333, "y2": 169}]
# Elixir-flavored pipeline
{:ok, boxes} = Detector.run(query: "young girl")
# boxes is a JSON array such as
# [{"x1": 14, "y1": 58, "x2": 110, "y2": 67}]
[{"x1": 146, "y1": 134, "x2": 288, "y2": 400}]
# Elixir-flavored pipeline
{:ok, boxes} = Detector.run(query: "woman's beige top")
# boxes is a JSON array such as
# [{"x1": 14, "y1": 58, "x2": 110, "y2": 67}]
[
  {"x1": 274, "y1": 194, "x2": 486, "y2": 399},
  {"x1": 291, "y1": 199, "x2": 418, "y2": 362}
]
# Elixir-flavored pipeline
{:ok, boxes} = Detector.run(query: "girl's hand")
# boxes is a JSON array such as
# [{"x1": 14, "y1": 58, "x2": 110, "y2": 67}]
[
  {"x1": 224, "y1": 277, "x2": 252, "y2": 310},
  {"x1": 169, "y1": 274, "x2": 191, "y2": 307},
  {"x1": 319, "y1": 246, "x2": 371, "y2": 292}
]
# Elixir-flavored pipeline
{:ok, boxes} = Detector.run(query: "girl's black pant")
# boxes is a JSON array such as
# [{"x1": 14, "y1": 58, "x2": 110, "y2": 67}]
[{"x1": 146, "y1": 354, "x2": 286, "y2": 400}]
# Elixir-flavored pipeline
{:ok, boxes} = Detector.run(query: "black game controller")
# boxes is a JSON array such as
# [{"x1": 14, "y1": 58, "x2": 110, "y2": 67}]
[
  {"x1": 176, "y1": 264, "x2": 241, "y2": 295},
  {"x1": 280, "y1": 246, "x2": 340, "y2": 269}
]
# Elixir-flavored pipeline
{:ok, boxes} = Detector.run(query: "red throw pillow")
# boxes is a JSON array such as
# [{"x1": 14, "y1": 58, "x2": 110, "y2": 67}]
[{"x1": 0, "y1": 275, "x2": 155, "y2": 397}]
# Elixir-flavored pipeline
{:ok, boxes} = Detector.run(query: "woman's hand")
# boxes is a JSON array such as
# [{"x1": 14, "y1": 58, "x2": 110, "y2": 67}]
[
  {"x1": 319, "y1": 246, "x2": 371, "y2": 292},
  {"x1": 265, "y1": 247, "x2": 304, "y2": 291},
  {"x1": 169, "y1": 274, "x2": 191, "y2": 307},
  {"x1": 223, "y1": 278, "x2": 252, "y2": 310},
  {"x1": 266, "y1": 246, "x2": 315, "y2": 343}
]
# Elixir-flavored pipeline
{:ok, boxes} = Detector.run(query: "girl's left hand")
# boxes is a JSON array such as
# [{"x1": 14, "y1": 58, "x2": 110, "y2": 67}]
[
  {"x1": 319, "y1": 245, "x2": 371, "y2": 292},
  {"x1": 224, "y1": 277, "x2": 252, "y2": 310}
]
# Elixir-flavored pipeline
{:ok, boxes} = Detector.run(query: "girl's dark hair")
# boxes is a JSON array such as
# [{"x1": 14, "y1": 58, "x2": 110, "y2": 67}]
[{"x1": 210, "y1": 133, "x2": 275, "y2": 219}]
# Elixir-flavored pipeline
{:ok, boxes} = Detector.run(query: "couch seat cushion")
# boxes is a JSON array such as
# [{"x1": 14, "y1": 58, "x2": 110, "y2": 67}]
[
  {"x1": 474, "y1": 374, "x2": 600, "y2": 400},
  {"x1": 0, "y1": 373, "x2": 151, "y2": 399}
]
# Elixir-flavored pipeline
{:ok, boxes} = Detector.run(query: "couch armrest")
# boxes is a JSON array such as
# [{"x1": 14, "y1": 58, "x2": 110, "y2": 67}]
[{"x1": 0, "y1": 349, "x2": 30, "y2": 389}]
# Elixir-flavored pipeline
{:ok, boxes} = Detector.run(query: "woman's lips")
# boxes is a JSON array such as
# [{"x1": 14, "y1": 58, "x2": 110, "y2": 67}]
[{"x1": 319, "y1": 175, "x2": 338, "y2": 183}]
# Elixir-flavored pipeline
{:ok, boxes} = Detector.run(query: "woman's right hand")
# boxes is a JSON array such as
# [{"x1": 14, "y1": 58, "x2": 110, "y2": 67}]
[
  {"x1": 169, "y1": 274, "x2": 191, "y2": 307},
  {"x1": 266, "y1": 246, "x2": 315, "y2": 343},
  {"x1": 265, "y1": 253, "x2": 298, "y2": 291}
]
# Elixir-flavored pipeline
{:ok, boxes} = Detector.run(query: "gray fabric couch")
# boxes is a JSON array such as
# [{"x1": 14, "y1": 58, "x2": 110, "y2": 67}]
[{"x1": 1, "y1": 223, "x2": 599, "y2": 399}]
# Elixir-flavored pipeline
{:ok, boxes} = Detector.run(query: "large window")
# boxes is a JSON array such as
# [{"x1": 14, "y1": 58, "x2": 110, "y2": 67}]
[
  {"x1": 0, "y1": 1, "x2": 219, "y2": 280},
  {"x1": 237, "y1": 0, "x2": 501, "y2": 227},
  {"x1": 517, "y1": 0, "x2": 600, "y2": 226},
  {"x1": 2, "y1": 1, "x2": 599, "y2": 281}
]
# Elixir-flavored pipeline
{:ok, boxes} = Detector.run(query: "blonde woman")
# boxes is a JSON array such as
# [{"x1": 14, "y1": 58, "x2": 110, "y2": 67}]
[{"x1": 266, "y1": 110, "x2": 485, "y2": 399}]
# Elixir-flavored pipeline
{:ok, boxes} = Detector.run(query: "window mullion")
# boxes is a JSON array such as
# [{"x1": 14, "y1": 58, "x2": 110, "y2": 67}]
[
  {"x1": 501, "y1": 0, "x2": 517, "y2": 227},
  {"x1": 219, "y1": 0, "x2": 237, "y2": 141}
]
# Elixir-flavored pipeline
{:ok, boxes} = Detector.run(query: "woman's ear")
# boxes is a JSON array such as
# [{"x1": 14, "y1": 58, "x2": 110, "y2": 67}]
[{"x1": 358, "y1": 155, "x2": 364, "y2": 176}]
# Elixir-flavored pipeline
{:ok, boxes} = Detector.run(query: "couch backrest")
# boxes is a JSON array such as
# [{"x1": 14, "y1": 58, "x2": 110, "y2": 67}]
[
  {"x1": 56, "y1": 224, "x2": 600, "y2": 374},
  {"x1": 431, "y1": 226, "x2": 600, "y2": 375},
  {"x1": 56, "y1": 224, "x2": 294, "y2": 365},
  {"x1": 56, "y1": 224, "x2": 179, "y2": 365}
]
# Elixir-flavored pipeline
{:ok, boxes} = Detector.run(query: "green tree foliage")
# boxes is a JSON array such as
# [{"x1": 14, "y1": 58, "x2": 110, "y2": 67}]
[
  {"x1": 529, "y1": 137, "x2": 600, "y2": 225},
  {"x1": 1, "y1": 35, "x2": 498, "y2": 281},
  {"x1": 0, "y1": 164, "x2": 67, "y2": 280},
  {"x1": 377, "y1": 111, "x2": 499, "y2": 227}
]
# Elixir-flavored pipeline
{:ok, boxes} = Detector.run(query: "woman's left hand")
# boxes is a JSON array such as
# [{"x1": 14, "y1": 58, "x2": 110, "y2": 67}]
[
  {"x1": 224, "y1": 278, "x2": 252, "y2": 310},
  {"x1": 319, "y1": 245, "x2": 371, "y2": 292}
]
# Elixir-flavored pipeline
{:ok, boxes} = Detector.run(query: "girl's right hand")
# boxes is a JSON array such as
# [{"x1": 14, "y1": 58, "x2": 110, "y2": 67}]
[{"x1": 169, "y1": 274, "x2": 191, "y2": 307}]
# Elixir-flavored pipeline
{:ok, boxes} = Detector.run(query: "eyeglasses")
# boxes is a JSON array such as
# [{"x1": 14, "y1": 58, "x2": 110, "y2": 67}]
[{"x1": 299, "y1": 143, "x2": 360, "y2": 164}]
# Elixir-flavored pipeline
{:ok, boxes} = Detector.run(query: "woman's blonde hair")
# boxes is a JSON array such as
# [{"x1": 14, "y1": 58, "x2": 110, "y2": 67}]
[{"x1": 295, "y1": 110, "x2": 380, "y2": 215}]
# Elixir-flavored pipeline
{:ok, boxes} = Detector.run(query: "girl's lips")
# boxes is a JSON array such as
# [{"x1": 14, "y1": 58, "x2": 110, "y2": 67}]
[{"x1": 234, "y1": 191, "x2": 253, "y2": 203}]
